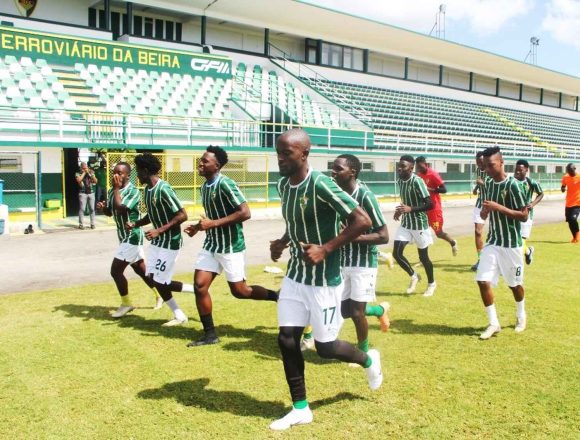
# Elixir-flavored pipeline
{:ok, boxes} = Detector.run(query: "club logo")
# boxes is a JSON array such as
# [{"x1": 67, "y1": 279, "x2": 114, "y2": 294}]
[
  {"x1": 299, "y1": 195, "x2": 308, "y2": 211},
  {"x1": 14, "y1": 0, "x2": 37, "y2": 17}
]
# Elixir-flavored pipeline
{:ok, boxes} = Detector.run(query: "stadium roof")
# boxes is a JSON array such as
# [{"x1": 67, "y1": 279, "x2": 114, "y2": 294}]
[{"x1": 135, "y1": 0, "x2": 580, "y2": 96}]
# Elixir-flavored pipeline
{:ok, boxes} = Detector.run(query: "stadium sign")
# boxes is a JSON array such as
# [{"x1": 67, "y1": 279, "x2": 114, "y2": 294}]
[{"x1": 0, "y1": 26, "x2": 232, "y2": 78}]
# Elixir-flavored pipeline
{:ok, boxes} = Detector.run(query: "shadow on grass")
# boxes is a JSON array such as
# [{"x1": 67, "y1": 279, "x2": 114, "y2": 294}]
[
  {"x1": 392, "y1": 319, "x2": 480, "y2": 336},
  {"x1": 54, "y1": 304, "x2": 278, "y2": 355},
  {"x1": 137, "y1": 378, "x2": 364, "y2": 418},
  {"x1": 531, "y1": 240, "x2": 570, "y2": 245},
  {"x1": 436, "y1": 263, "x2": 478, "y2": 273}
]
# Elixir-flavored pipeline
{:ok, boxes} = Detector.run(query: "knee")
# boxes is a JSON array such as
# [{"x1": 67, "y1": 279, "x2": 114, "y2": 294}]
[
  {"x1": 194, "y1": 282, "x2": 208, "y2": 296},
  {"x1": 230, "y1": 284, "x2": 251, "y2": 299},
  {"x1": 277, "y1": 331, "x2": 298, "y2": 352},
  {"x1": 315, "y1": 340, "x2": 336, "y2": 359}
]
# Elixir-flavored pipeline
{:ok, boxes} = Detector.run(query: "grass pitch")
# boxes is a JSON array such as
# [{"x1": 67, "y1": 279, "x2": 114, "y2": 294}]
[{"x1": 0, "y1": 223, "x2": 578, "y2": 439}]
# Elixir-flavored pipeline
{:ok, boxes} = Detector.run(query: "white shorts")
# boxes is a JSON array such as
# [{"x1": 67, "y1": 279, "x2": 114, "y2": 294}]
[
  {"x1": 342, "y1": 266, "x2": 377, "y2": 303},
  {"x1": 194, "y1": 249, "x2": 246, "y2": 282},
  {"x1": 146, "y1": 245, "x2": 179, "y2": 285},
  {"x1": 473, "y1": 207, "x2": 486, "y2": 225},
  {"x1": 114, "y1": 242, "x2": 145, "y2": 264},
  {"x1": 520, "y1": 218, "x2": 533, "y2": 239},
  {"x1": 476, "y1": 245, "x2": 524, "y2": 287},
  {"x1": 277, "y1": 276, "x2": 344, "y2": 343},
  {"x1": 394, "y1": 226, "x2": 433, "y2": 249}
]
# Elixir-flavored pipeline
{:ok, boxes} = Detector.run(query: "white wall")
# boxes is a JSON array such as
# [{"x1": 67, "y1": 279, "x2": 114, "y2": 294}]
[
  {"x1": 443, "y1": 68, "x2": 469, "y2": 90},
  {"x1": 499, "y1": 80, "x2": 519, "y2": 100},
  {"x1": 472, "y1": 74, "x2": 496, "y2": 95},
  {"x1": 408, "y1": 60, "x2": 438, "y2": 85},
  {"x1": 522, "y1": 86, "x2": 541, "y2": 104},
  {"x1": 0, "y1": 0, "x2": 92, "y2": 29},
  {"x1": 269, "y1": 35, "x2": 304, "y2": 61},
  {"x1": 543, "y1": 91, "x2": 559, "y2": 107},
  {"x1": 0, "y1": 147, "x2": 60, "y2": 173},
  {"x1": 368, "y1": 53, "x2": 404, "y2": 78},
  {"x1": 0, "y1": 13, "x2": 111, "y2": 40}
]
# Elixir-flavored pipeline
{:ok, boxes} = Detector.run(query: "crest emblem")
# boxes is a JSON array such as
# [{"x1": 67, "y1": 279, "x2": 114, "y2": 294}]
[
  {"x1": 14, "y1": 0, "x2": 37, "y2": 17},
  {"x1": 501, "y1": 190, "x2": 508, "y2": 200},
  {"x1": 299, "y1": 195, "x2": 308, "y2": 210}
]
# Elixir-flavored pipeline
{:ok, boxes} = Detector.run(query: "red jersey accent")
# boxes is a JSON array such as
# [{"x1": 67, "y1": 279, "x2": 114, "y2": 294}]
[{"x1": 418, "y1": 168, "x2": 444, "y2": 212}]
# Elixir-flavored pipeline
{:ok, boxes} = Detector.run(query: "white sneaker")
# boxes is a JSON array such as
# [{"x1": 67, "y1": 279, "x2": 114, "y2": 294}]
[
  {"x1": 423, "y1": 282, "x2": 437, "y2": 297},
  {"x1": 365, "y1": 349, "x2": 383, "y2": 391},
  {"x1": 451, "y1": 241, "x2": 459, "y2": 256},
  {"x1": 300, "y1": 336, "x2": 315, "y2": 352},
  {"x1": 379, "y1": 251, "x2": 395, "y2": 269},
  {"x1": 111, "y1": 305, "x2": 135, "y2": 318},
  {"x1": 162, "y1": 316, "x2": 188, "y2": 327},
  {"x1": 153, "y1": 297, "x2": 164, "y2": 310},
  {"x1": 515, "y1": 316, "x2": 527, "y2": 333},
  {"x1": 479, "y1": 325, "x2": 501, "y2": 340},
  {"x1": 406, "y1": 274, "x2": 421, "y2": 294},
  {"x1": 269, "y1": 406, "x2": 313, "y2": 430}
]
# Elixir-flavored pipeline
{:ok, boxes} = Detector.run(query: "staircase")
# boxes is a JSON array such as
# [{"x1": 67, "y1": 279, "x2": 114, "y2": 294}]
[{"x1": 51, "y1": 66, "x2": 105, "y2": 112}]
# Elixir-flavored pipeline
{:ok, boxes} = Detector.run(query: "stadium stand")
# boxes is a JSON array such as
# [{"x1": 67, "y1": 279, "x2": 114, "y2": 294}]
[{"x1": 301, "y1": 78, "x2": 580, "y2": 156}]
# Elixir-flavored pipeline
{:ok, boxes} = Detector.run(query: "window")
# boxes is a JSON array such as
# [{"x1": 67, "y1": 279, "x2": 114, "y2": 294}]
[
  {"x1": 306, "y1": 38, "x2": 317, "y2": 63},
  {"x1": 122, "y1": 13, "x2": 128, "y2": 35},
  {"x1": 361, "y1": 162, "x2": 374, "y2": 172},
  {"x1": 0, "y1": 155, "x2": 22, "y2": 172},
  {"x1": 176, "y1": 23, "x2": 182, "y2": 42},
  {"x1": 111, "y1": 12, "x2": 120, "y2": 39},
  {"x1": 134, "y1": 16, "x2": 142, "y2": 36},
  {"x1": 88, "y1": 8, "x2": 97, "y2": 28},
  {"x1": 166, "y1": 21, "x2": 174, "y2": 41},
  {"x1": 447, "y1": 163, "x2": 461, "y2": 172},
  {"x1": 98, "y1": 9, "x2": 106, "y2": 30},
  {"x1": 319, "y1": 41, "x2": 363, "y2": 71},
  {"x1": 505, "y1": 164, "x2": 515, "y2": 173},
  {"x1": 155, "y1": 19, "x2": 164, "y2": 39},
  {"x1": 537, "y1": 165, "x2": 546, "y2": 174},
  {"x1": 144, "y1": 17, "x2": 153, "y2": 37},
  {"x1": 555, "y1": 166, "x2": 563, "y2": 173}
]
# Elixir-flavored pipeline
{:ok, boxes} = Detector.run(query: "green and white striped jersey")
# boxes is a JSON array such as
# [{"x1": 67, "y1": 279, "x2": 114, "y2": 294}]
[
  {"x1": 201, "y1": 174, "x2": 247, "y2": 253},
  {"x1": 475, "y1": 168, "x2": 488, "y2": 209},
  {"x1": 341, "y1": 184, "x2": 386, "y2": 268},
  {"x1": 398, "y1": 174, "x2": 430, "y2": 230},
  {"x1": 517, "y1": 177, "x2": 543, "y2": 220},
  {"x1": 482, "y1": 176, "x2": 526, "y2": 248},
  {"x1": 106, "y1": 183, "x2": 143, "y2": 246},
  {"x1": 143, "y1": 179, "x2": 183, "y2": 250},
  {"x1": 278, "y1": 170, "x2": 358, "y2": 287}
]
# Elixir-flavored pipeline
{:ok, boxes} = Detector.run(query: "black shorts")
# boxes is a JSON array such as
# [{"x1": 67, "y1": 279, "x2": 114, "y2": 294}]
[{"x1": 565, "y1": 206, "x2": 580, "y2": 221}]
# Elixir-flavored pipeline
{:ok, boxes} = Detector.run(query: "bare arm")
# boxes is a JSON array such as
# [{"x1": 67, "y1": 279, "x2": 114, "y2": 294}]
[
  {"x1": 483, "y1": 201, "x2": 528, "y2": 222},
  {"x1": 529, "y1": 192, "x2": 544, "y2": 210},
  {"x1": 270, "y1": 231, "x2": 290, "y2": 262},
  {"x1": 199, "y1": 202, "x2": 250, "y2": 230},
  {"x1": 353, "y1": 223, "x2": 389, "y2": 245},
  {"x1": 145, "y1": 208, "x2": 188, "y2": 240},
  {"x1": 302, "y1": 207, "x2": 371, "y2": 265}
]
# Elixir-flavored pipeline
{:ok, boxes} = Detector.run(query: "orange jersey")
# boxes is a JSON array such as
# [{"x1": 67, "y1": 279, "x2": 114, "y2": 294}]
[{"x1": 561, "y1": 174, "x2": 580, "y2": 207}]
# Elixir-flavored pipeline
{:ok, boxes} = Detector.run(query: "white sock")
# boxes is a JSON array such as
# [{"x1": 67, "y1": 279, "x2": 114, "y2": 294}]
[
  {"x1": 516, "y1": 299, "x2": 526, "y2": 319},
  {"x1": 485, "y1": 304, "x2": 500, "y2": 327},
  {"x1": 174, "y1": 308, "x2": 187, "y2": 321},
  {"x1": 411, "y1": 272, "x2": 419, "y2": 279},
  {"x1": 428, "y1": 281, "x2": 436, "y2": 286},
  {"x1": 181, "y1": 283, "x2": 194, "y2": 293},
  {"x1": 165, "y1": 297, "x2": 180, "y2": 312}
]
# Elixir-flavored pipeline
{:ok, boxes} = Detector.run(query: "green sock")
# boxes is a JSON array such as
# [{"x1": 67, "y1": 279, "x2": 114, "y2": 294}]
[
  {"x1": 121, "y1": 295, "x2": 132, "y2": 306},
  {"x1": 293, "y1": 399, "x2": 308, "y2": 410},
  {"x1": 365, "y1": 304, "x2": 384, "y2": 317},
  {"x1": 303, "y1": 332, "x2": 313, "y2": 339},
  {"x1": 363, "y1": 354, "x2": 373, "y2": 369},
  {"x1": 477, "y1": 251, "x2": 481, "y2": 258},
  {"x1": 358, "y1": 339, "x2": 369, "y2": 353}
]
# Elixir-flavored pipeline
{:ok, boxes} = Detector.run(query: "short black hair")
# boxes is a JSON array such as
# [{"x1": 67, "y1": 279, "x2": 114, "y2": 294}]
[
  {"x1": 134, "y1": 153, "x2": 161, "y2": 175},
  {"x1": 207, "y1": 145, "x2": 228, "y2": 168},
  {"x1": 399, "y1": 155, "x2": 415, "y2": 165},
  {"x1": 476, "y1": 151, "x2": 484, "y2": 159},
  {"x1": 482, "y1": 146, "x2": 501, "y2": 158},
  {"x1": 566, "y1": 162, "x2": 575, "y2": 171},
  {"x1": 515, "y1": 159, "x2": 529, "y2": 168},
  {"x1": 337, "y1": 154, "x2": 361, "y2": 178},
  {"x1": 116, "y1": 161, "x2": 131, "y2": 173},
  {"x1": 415, "y1": 156, "x2": 427, "y2": 164}
]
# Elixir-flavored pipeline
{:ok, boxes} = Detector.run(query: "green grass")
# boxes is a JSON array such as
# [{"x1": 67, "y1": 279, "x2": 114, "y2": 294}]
[{"x1": 0, "y1": 223, "x2": 579, "y2": 439}]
